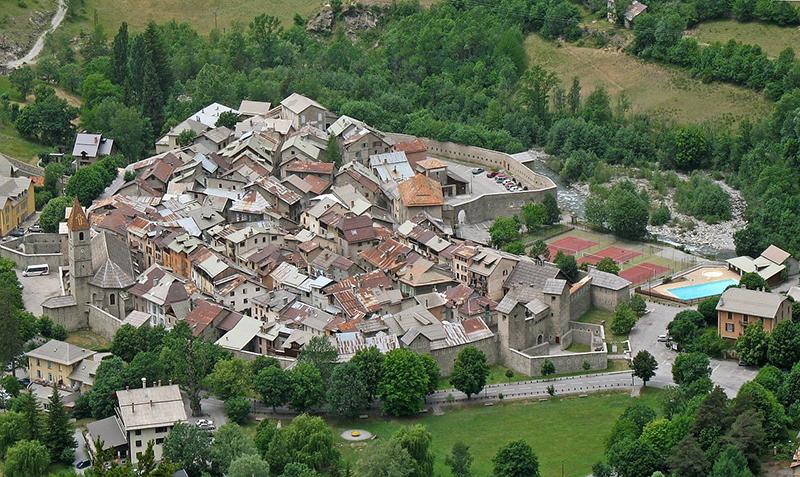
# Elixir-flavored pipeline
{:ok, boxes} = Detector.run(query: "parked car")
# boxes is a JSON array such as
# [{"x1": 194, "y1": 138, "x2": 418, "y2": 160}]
[
  {"x1": 27, "y1": 224, "x2": 42, "y2": 233},
  {"x1": 18, "y1": 377, "x2": 30, "y2": 387},
  {"x1": 471, "y1": 167, "x2": 484, "y2": 174},
  {"x1": 196, "y1": 418, "x2": 215, "y2": 431},
  {"x1": 487, "y1": 171, "x2": 498, "y2": 178},
  {"x1": 657, "y1": 334, "x2": 669, "y2": 342},
  {"x1": 76, "y1": 460, "x2": 92, "y2": 470},
  {"x1": 8, "y1": 229, "x2": 24, "y2": 238}
]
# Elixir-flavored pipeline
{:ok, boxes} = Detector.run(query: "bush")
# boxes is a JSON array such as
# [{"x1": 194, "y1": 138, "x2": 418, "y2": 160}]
[
  {"x1": 649, "y1": 205, "x2": 671, "y2": 226},
  {"x1": 697, "y1": 296, "x2": 720, "y2": 325},
  {"x1": 224, "y1": 396, "x2": 251, "y2": 424},
  {"x1": 674, "y1": 173, "x2": 731, "y2": 224},
  {"x1": 611, "y1": 303, "x2": 637, "y2": 336}
]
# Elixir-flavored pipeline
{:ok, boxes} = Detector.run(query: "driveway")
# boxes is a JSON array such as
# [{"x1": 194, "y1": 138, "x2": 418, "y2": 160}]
[
  {"x1": 628, "y1": 301, "x2": 757, "y2": 396},
  {"x1": 72, "y1": 427, "x2": 89, "y2": 474},
  {"x1": 16, "y1": 270, "x2": 62, "y2": 316}
]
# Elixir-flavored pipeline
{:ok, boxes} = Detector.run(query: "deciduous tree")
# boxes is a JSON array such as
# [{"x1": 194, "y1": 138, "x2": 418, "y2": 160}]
[
  {"x1": 632, "y1": 350, "x2": 657, "y2": 386},
  {"x1": 672, "y1": 352, "x2": 711, "y2": 386},
  {"x1": 327, "y1": 361, "x2": 370, "y2": 417},
  {"x1": 492, "y1": 440, "x2": 540, "y2": 477},
  {"x1": 254, "y1": 366, "x2": 291, "y2": 412},
  {"x1": 445, "y1": 441, "x2": 473, "y2": 477},
  {"x1": 4, "y1": 439, "x2": 50, "y2": 477},
  {"x1": 736, "y1": 323, "x2": 769, "y2": 366},
  {"x1": 378, "y1": 349, "x2": 429, "y2": 417},
  {"x1": 162, "y1": 422, "x2": 212, "y2": 477},
  {"x1": 450, "y1": 346, "x2": 489, "y2": 399}
]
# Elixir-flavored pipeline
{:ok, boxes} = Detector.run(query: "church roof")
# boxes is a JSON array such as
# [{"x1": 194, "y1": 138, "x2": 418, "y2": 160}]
[
  {"x1": 67, "y1": 198, "x2": 90, "y2": 231},
  {"x1": 89, "y1": 231, "x2": 135, "y2": 289}
]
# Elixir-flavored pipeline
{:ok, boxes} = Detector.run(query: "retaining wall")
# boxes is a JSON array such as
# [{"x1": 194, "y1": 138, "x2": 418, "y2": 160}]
[
  {"x1": 386, "y1": 133, "x2": 557, "y2": 224},
  {"x1": 430, "y1": 335, "x2": 499, "y2": 376},
  {"x1": 87, "y1": 305, "x2": 123, "y2": 342},
  {"x1": 0, "y1": 235, "x2": 64, "y2": 270},
  {"x1": 505, "y1": 346, "x2": 608, "y2": 377}
]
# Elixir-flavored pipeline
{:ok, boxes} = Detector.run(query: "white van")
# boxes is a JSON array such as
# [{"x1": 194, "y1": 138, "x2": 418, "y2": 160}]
[{"x1": 22, "y1": 264, "x2": 49, "y2": 277}]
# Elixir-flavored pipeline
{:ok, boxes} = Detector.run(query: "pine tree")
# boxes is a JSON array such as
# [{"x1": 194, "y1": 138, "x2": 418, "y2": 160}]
[
  {"x1": 111, "y1": 22, "x2": 129, "y2": 85},
  {"x1": 143, "y1": 22, "x2": 173, "y2": 96},
  {"x1": 141, "y1": 55, "x2": 164, "y2": 135},
  {"x1": 126, "y1": 34, "x2": 147, "y2": 105},
  {"x1": 0, "y1": 288, "x2": 21, "y2": 370},
  {"x1": 325, "y1": 135, "x2": 343, "y2": 167},
  {"x1": 568, "y1": 76, "x2": 581, "y2": 116},
  {"x1": 44, "y1": 384, "x2": 76, "y2": 464},
  {"x1": 12, "y1": 391, "x2": 41, "y2": 441}
]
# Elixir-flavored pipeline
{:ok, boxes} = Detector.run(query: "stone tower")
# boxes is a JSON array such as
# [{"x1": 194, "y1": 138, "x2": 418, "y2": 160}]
[{"x1": 67, "y1": 198, "x2": 92, "y2": 315}]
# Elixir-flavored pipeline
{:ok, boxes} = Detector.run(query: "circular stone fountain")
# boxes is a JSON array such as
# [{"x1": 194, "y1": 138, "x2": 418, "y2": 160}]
[{"x1": 341, "y1": 429, "x2": 372, "y2": 441}]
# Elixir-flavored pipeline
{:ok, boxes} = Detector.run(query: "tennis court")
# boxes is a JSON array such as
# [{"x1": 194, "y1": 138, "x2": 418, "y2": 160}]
[
  {"x1": 592, "y1": 246, "x2": 641, "y2": 263},
  {"x1": 547, "y1": 236, "x2": 598, "y2": 257},
  {"x1": 619, "y1": 262, "x2": 671, "y2": 285}
]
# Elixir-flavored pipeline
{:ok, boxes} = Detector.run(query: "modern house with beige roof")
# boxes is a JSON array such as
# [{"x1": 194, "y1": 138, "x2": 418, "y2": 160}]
[
  {"x1": 726, "y1": 244, "x2": 796, "y2": 287},
  {"x1": 86, "y1": 382, "x2": 187, "y2": 464},
  {"x1": 717, "y1": 287, "x2": 792, "y2": 340}
]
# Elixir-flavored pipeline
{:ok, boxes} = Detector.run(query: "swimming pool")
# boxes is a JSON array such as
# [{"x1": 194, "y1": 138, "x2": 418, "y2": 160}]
[{"x1": 668, "y1": 278, "x2": 739, "y2": 301}]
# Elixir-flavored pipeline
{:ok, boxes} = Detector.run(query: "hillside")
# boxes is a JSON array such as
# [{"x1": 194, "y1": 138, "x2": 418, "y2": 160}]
[
  {"x1": 525, "y1": 35, "x2": 771, "y2": 124},
  {"x1": 688, "y1": 19, "x2": 800, "y2": 57}
]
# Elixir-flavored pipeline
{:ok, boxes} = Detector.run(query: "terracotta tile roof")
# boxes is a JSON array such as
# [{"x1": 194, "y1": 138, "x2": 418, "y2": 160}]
[
  {"x1": 360, "y1": 238, "x2": 420, "y2": 272},
  {"x1": 394, "y1": 139, "x2": 427, "y2": 154},
  {"x1": 67, "y1": 198, "x2": 90, "y2": 231},
  {"x1": 303, "y1": 175, "x2": 330, "y2": 195},
  {"x1": 185, "y1": 299, "x2": 224, "y2": 336},
  {"x1": 398, "y1": 174, "x2": 443, "y2": 207},
  {"x1": 284, "y1": 159, "x2": 334, "y2": 175},
  {"x1": 416, "y1": 158, "x2": 446, "y2": 170}
]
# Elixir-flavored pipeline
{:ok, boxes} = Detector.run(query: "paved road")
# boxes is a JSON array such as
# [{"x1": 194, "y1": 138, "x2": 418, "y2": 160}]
[
  {"x1": 3, "y1": 0, "x2": 67, "y2": 69},
  {"x1": 72, "y1": 427, "x2": 89, "y2": 474},
  {"x1": 431, "y1": 371, "x2": 637, "y2": 403},
  {"x1": 628, "y1": 301, "x2": 757, "y2": 396}
]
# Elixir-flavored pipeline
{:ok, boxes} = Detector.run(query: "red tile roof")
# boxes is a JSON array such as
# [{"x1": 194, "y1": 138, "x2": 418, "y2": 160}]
[
  {"x1": 284, "y1": 159, "x2": 334, "y2": 175},
  {"x1": 398, "y1": 174, "x2": 444, "y2": 207}
]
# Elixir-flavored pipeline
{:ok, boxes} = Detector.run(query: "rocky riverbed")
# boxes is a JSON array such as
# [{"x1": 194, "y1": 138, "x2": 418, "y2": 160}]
[{"x1": 527, "y1": 149, "x2": 745, "y2": 257}]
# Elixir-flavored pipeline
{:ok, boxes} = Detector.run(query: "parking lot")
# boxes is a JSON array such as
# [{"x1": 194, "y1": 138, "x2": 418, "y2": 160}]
[
  {"x1": 441, "y1": 160, "x2": 515, "y2": 203},
  {"x1": 17, "y1": 269, "x2": 63, "y2": 315},
  {"x1": 628, "y1": 301, "x2": 757, "y2": 396}
]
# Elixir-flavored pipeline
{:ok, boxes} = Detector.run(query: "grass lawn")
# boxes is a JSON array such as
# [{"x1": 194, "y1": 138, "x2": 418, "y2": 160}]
[
  {"x1": 522, "y1": 224, "x2": 571, "y2": 243},
  {"x1": 525, "y1": 34, "x2": 771, "y2": 124},
  {"x1": 67, "y1": 330, "x2": 111, "y2": 351},
  {"x1": 578, "y1": 308, "x2": 630, "y2": 346},
  {"x1": 565, "y1": 342, "x2": 590, "y2": 353},
  {"x1": 330, "y1": 389, "x2": 664, "y2": 477},
  {"x1": 689, "y1": 20, "x2": 800, "y2": 58}
]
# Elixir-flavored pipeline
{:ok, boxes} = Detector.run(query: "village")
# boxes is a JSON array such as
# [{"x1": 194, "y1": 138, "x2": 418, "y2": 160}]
[{"x1": 0, "y1": 89, "x2": 796, "y2": 475}]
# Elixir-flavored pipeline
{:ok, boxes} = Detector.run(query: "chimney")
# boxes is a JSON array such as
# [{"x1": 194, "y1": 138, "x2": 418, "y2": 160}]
[
  {"x1": 141, "y1": 377, "x2": 147, "y2": 389},
  {"x1": 131, "y1": 402, "x2": 135, "y2": 413}
]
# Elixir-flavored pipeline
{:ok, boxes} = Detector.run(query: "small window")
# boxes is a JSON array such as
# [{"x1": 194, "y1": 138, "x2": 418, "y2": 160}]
[
  {"x1": 135, "y1": 430, "x2": 141, "y2": 436},
  {"x1": 725, "y1": 323, "x2": 734, "y2": 332},
  {"x1": 243, "y1": 298, "x2": 248, "y2": 304},
  {"x1": 155, "y1": 427, "x2": 166, "y2": 433},
  {"x1": 135, "y1": 440, "x2": 142, "y2": 448},
  {"x1": 156, "y1": 438, "x2": 164, "y2": 444},
  {"x1": 79, "y1": 232, "x2": 84, "y2": 241},
  {"x1": 110, "y1": 294, "x2": 116, "y2": 305}
]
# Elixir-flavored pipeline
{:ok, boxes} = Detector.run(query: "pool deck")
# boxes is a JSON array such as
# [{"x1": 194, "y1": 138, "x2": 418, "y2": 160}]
[{"x1": 653, "y1": 267, "x2": 740, "y2": 299}]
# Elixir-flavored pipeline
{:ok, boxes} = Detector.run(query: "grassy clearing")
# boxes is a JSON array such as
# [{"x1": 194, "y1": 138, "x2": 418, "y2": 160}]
[
  {"x1": 60, "y1": 0, "x2": 433, "y2": 34},
  {"x1": 525, "y1": 34, "x2": 771, "y2": 124},
  {"x1": 689, "y1": 20, "x2": 800, "y2": 58},
  {"x1": 0, "y1": 0, "x2": 58, "y2": 56},
  {"x1": 0, "y1": 121, "x2": 49, "y2": 163},
  {"x1": 67, "y1": 330, "x2": 111, "y2": 351},
  {"x1": 330, "y1": 390, "x2": 663, "y2": 477}
]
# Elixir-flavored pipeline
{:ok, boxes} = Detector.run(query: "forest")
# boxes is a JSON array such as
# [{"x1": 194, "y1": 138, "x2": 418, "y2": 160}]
[{"x1": 3, "y1": 0, "x2": 800, "y2": 257}]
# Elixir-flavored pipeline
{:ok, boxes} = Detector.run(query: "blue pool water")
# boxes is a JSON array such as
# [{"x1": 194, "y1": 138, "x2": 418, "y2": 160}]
[{"x1": 669, "y1": 278, "x2": 739, "y2": 301}]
